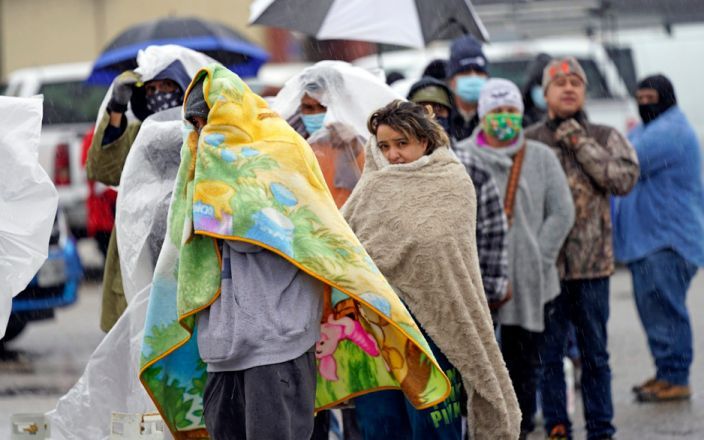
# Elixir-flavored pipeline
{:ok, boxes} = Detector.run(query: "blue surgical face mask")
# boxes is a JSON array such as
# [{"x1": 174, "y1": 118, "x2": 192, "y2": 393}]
[
  {"x1": 301, "y1": 112, "x2": 326, "y2": 135},
  {"x1": 454, "y1": 75, "x2": 487, "y2": 103},
  {"x1": 531, "y1": 85, "x2": 547, "y2": 110}
]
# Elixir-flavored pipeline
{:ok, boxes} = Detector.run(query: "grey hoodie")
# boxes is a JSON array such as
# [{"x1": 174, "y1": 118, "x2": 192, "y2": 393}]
[{"x1": 457, "y1": 132, "x2": 575, "y2": 331}]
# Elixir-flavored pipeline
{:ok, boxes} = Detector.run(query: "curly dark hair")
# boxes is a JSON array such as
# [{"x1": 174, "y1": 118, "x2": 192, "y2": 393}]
[{"x1": 367, "y1": 100, "x2": 449, "y2": 155}]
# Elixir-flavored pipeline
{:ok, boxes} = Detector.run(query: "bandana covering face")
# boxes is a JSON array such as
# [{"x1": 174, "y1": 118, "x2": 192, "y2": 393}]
[
  {"x1": 483, "y1": 112, "x2": 523, "y2": 141},
  {"x1": 139, "y1": 65, "x2": 451, "y2": 439},
  {"x1": 146, "y1": 89, "x2": 184, "y2": 114}
]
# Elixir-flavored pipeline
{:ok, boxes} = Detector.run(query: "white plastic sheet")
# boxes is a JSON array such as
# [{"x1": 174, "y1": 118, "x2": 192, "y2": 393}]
[
  {"x1": 46, "y1": 284, "x2": 167, "y2": 440},
  {"x1": 46, "y1": 109, "x2": 183, "y2": 440},
  {"x1": 0, "y1": 95, "x2": 58, "y2": 339},
  {"x1": 116, "y1": 107, "x2": 183, "y2": 303},
  {"x1": 272, "y1": 60, "x2": 402, "y2": 140}
]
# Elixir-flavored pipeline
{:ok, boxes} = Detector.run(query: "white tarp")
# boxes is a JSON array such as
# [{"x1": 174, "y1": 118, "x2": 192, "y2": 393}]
[{"x1": 0, "y1": 95, "x2": 58, "y2": 339}]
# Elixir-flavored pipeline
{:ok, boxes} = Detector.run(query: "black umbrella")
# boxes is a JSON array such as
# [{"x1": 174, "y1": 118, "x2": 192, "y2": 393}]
[{"x1": 249, "y1": 0, "x2": 489, "y2": 48}]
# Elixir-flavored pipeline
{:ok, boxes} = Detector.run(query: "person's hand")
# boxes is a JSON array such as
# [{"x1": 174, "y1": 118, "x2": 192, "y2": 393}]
[
  {"x1": 489, "y1": 283, "x2": 513, "y2": 311},
  {"x1": 555, "y1": 118, "x2": 586, "y2": 149},
  {"x1": 107, "y1": 71, "x2": 142, "y2": 113}
]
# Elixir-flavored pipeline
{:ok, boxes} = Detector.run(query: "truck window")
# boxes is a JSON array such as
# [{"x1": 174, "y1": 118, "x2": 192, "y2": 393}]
[
  {"x1": 39, "y1": 81, "x2": 108, "y2": 125},
  {"x1": 489, "y1": 58, "x2": 611, "y2": 99}
]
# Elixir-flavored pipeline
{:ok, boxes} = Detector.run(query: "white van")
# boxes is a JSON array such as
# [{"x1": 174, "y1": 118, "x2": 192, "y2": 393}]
[
  {"x1": 354, "y1": 37, "x2": 639, "y2": 135},
  {"x1": 3, "y1": 62, "x2": 109, "y2": 237}
]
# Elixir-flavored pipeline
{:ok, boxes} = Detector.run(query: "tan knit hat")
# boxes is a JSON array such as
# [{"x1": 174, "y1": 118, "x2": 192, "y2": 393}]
[{"x1": 542, "y1": 57, "x2": 588, "y2": 91}]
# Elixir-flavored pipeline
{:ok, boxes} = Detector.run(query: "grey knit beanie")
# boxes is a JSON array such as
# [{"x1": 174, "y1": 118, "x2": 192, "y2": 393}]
[{"x1": 478, "y1": 78, "x2": 524, "y2": 119}]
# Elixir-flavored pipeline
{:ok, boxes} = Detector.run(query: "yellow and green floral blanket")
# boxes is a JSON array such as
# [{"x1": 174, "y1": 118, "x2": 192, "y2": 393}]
[{"x1": 139, "y1": 65, "x2": 451, "y2": 439}]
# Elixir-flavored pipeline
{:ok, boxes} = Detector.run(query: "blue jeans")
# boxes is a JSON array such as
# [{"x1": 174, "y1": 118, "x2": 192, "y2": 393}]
[
  {"x1": 354, "y1": 335, "x2": 463, "y2": 440},
  {"x1": 540, "y1": 278, "x2": 615, "y2": 440},
  {"x1": 628, "y1": 249, "x2": 698, "y2": 386}
]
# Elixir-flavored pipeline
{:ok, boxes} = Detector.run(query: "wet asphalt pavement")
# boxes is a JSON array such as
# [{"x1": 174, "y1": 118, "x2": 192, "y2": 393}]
[{"x1": 0, "y1": 242, "x2": 702, "y2": 439}]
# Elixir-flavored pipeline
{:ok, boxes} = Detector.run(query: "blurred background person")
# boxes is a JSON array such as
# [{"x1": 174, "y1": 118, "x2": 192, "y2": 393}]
[
  {"x1": 460, "y1": 78, "x2": 574, "y2": 439},
  {"x1": 525, "y1": 57, "x2": 639, "y2": 440},
  {"x1": 521, "y1": 53, "x2": 552, "y2": 127},
  {"x1": 446, "y1": 35, "x2": 489, "y2": 141},
  {"x1": 613, "y1": 74, "x2": 704, "y2": 403},
  {"x1": 422, "y1": 59, "x2": 449, "y2": 81}
]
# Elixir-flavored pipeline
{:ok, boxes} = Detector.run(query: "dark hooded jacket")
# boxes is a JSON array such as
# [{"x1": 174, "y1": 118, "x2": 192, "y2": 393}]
[
  {"x1": 636, "y1": 74, "x2": 677, "y2": 125},
  {"x1": 521, "y1": 53, "x2": 551, "y2": 127}
]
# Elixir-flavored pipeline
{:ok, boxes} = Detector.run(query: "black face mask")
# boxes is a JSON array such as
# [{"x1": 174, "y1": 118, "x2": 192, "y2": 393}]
[
  {"x1": 636, "y1": 74, "x2": 677, "y2": 125},
  {"x1": 436, "y1": 116, "x2": 451, "y2": 135},
  {"x1": 638, "y1": 103, "x2": 668, "y2": 125}
]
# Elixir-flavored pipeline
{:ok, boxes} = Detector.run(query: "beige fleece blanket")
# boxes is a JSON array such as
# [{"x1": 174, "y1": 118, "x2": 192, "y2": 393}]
[{"x1": 341, "y1": 140, "x2": 521, "y2": 439}]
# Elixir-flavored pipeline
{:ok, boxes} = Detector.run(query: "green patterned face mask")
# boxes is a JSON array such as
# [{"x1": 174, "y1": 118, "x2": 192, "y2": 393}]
[{"x1": 483, "y1": 112, "x2": 523, "y2": 142}]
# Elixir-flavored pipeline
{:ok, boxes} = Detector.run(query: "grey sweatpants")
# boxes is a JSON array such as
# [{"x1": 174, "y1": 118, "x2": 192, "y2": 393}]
[{"x1": 203, "y1": 350, "x2": 317, "y2": 440}]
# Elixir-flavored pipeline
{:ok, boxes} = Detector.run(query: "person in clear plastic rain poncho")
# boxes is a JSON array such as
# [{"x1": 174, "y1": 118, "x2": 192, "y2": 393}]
[
  {"x1": 0, "y1": 96, "x2": 58, "y2": 340},
  {"x1": 272, "y1": 60, "x2": 402, "y2": 208},
  {"x1": 47, "y1": 46, "x2": 216, "y2": 440},
  {"x1": 86, "y1": 44, "x2": 216, "y2": 332}
]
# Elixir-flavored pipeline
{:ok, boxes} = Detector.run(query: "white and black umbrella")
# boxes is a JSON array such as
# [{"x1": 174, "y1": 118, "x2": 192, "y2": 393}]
[{"x1": 249, "y1": 0, "x2": 489, "y2": 48}]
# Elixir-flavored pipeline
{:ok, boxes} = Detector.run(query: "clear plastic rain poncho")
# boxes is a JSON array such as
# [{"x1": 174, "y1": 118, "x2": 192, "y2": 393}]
[
  {"x1": 116, "y1": 107, "x2": 182, "y2": 303},
  {"x1": 272, "y1": 60, "x2": 402, "y2": 207},
  {"x1": 48, "y1": 46, "x2": 216, "y2": 440},
  {"x1": 0, "y1": 96, "x2": 58, "y2": 339}
]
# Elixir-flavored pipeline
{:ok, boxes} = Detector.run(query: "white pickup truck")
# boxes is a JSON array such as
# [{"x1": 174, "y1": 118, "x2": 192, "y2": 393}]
[
  {"x1": 354, "y1": 37, "x2": 639, "y2": 136},
  {"x1": 2, "y1": 62, "x2": 109, "y2": 237}
]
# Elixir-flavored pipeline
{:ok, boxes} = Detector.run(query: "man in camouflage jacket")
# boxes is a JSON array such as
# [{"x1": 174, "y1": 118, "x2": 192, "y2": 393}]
[{"x1": 525, "y1": 57, "x2": 639, "y2": 440}]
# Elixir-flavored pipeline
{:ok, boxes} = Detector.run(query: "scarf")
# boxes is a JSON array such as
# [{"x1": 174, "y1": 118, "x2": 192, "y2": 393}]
[
  {"x1": 341, "y1": 140, "x2": 521, "y2": 440},
  {"x1": 138, "y1": 65, "x2": 451, "y2": 439}
]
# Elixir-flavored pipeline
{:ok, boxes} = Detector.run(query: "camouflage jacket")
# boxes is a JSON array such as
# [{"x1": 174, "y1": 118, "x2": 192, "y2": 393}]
[{"x1": 525, "y1": 114, "x2": 639, "y2": 280}]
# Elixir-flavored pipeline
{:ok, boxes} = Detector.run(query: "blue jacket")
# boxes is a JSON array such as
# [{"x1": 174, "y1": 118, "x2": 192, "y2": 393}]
[{"x1": 613, "y1": 106, "x2": 704, "y2": 266}]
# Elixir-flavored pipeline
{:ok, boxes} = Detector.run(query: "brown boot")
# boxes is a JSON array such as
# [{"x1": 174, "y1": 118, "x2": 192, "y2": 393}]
[
  {"x1": 631, "y1": 377, "x2": 659, "y2": 394},
  {"x1": 637, "y1": 381, "x2": 691, "y2": 402},
  {"x1": 547, "y1": 424, "x2": 569, "y2": 440}
]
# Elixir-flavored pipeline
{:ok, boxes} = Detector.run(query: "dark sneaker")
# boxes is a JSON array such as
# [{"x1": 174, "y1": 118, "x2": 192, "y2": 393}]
[
  {"x1": 631, "y1": 377, "x2": 659, "y2": 394},
  {"x1": 637, "y1": 382, "x2": 691, "y2": 402},
  {"x1": 547, "y1": 424, "x2": 569, "y2": 440}
]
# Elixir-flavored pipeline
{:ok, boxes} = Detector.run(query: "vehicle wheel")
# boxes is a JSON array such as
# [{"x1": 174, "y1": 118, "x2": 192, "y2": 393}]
[{"x1": 1, "y1": 315, "x2": 27, "y2": 342}]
